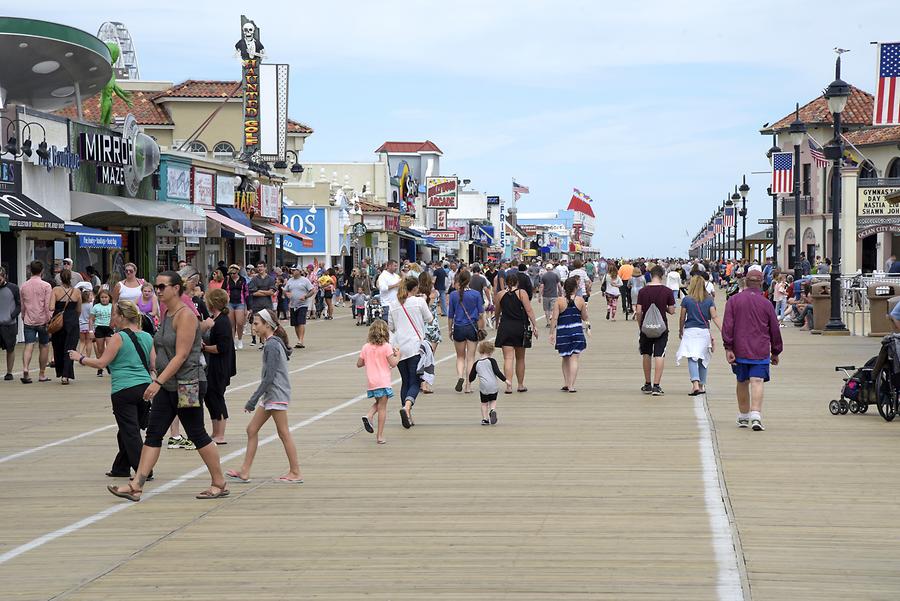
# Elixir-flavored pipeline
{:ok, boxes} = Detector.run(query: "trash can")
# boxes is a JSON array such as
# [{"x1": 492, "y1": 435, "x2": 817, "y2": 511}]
[
  {"x1": 810, "y1": 282, "x2": 831, "y2": 331},
  {"x1": 869, "y1": 283, "x2": 899, "y2": 335}
]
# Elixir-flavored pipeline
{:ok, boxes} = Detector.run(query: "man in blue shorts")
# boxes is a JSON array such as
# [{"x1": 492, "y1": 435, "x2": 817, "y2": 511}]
[{"x1": 722, "y1": 265, "x2": 783, "y2": 431}]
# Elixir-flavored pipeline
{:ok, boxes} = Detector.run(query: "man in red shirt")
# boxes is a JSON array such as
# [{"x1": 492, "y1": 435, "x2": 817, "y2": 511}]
[
  {"x1": 635, "y1": 265, "x2": 675, "y2": 396},
  {"x1": 19, "y1": 260, "x2": 53, "y2": 383}
]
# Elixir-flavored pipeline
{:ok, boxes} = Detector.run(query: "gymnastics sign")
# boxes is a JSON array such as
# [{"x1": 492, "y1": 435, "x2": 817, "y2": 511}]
[{"x1": 425, "y1": 177, "x2": 459, "y2": 209}]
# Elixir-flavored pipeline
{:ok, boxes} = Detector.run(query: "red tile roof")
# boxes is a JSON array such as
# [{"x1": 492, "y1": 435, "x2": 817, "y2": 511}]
[
  {"x1": 358, "y1": 199, "x2": 399, "y2": 214},
  {"x1": 844, "y1": 124, "x2": 900, "y2": 145},
  {"x1": 375, "y1": 140, "x2": 443, "y2": 154},
  {"x1": 55, "y1": 79, "x2": 313, "y2": 133},
  {"x1": 55, "y1": 90, "x2": 173, "y2": 126},
  {"x1": 764, "y1": 85, "x2": 873, "y2": 132}
]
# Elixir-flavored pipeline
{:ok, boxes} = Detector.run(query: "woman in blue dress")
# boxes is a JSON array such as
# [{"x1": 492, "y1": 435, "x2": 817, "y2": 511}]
[{"x1": 549, "y1": 276, "x2": 589, "y2": 393}]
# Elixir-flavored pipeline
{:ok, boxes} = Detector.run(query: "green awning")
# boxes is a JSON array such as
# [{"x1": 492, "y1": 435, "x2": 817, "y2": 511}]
[{"x1": 0, "y1": 214, "x2": 9, "y2": 233}]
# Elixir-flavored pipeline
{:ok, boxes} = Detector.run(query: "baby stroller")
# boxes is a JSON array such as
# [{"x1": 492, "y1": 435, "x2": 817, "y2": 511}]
[
  {"x1": 365, "y1": 296, "x2": 384, "y2": 326},
  {"x1": 829, "y1": 358, "x2": 876, "y2": 415}
]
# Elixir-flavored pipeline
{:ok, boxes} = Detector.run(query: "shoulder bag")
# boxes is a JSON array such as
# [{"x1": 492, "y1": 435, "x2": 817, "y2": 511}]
[
  {"x1": 158, "y1": 309, "x2": 202, "y2": 409},
  {"x1": 122, "y1": 329, "x2": 153, "y2": 429},
  {"x1": 515, "y1": 290, "x2": 533, "y2": 348},
  {"x1": 48, "y1": 288, "x2": 74, "y2": 335},
  {"x1": 459, "y1": 290, "x2": 487, "y2": 341}
]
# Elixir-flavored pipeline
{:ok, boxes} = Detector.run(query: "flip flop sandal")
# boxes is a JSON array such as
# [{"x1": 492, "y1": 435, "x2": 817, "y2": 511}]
[
  {"x1": 196, "y1": 487, "x2": 230, "y2": 499},
  {"x1": 517, "y1": 387, "x2": 528, "y2": 393},
  {"x1": 107, "y1": 483, "x2": 141, "y2": 502},
  {"x1": 455, "y1": 378, "x2": 464, "y2": 392},
  {"x1": 225, "y1": 470, "x2": 250, "y2": 483},
  {"x1": 568, "y1": 389, "x2": 577, "y2": 393},
  {"x1": 377, "y1": 440, "x2": 387, "y2": 445},
  {"x1": 38, "y1": 377, "x2": 51, "y2": 382},
  {"x1": 21, "y1": 374, "x2": 32, "y2": 384},
  {"x1": 561, "y1": 386, "x2": 569, "y2": 391},
  {"x1": 105, "y1": 471, "x2": 131, "y2": 478},
  {"x1": 275, "y1": 477, "x2": 304, "y2": 484},
  {"x1": 399, "y1": 408, "x2": 411, "y2": 429},
  {"x1": 214, "y1": 441, "x2": 228, "y2": 445},
  {"x1": 362, "y1": 416, "x2": 374, "y2": 433},
  {"x1": 504, "y1": 389, "x2": 513, "y2": 395}
]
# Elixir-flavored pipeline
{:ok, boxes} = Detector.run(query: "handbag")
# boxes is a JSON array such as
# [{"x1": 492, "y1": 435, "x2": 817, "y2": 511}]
[
  {"x1": 158, "y1": 308, "x2": 202, "y2": 409},
  {"x1": 48, "y1": 288, "x2": 74, "y2": 335},
  {"x1": 459, "y1": 291, "x2": 487, "y2": 341},
  {"x1": 514, "y1": 291, "x2": 533, "y2": 348},
  {"x1": 122, "y1": 329, "x2": 153, "y2": 429}
]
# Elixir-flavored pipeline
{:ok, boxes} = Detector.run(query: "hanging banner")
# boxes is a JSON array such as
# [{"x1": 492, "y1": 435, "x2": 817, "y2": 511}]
[
  {"x1": 425, "y1": 177, "x2": 459, "y2": 209},
  {"x1": 435, "y1": 209, "x2": 447, "y2": 229}
]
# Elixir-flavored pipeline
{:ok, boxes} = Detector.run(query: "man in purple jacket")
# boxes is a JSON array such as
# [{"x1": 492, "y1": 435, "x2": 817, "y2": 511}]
[{"x1": 722, "y1": 265, "x2": 783, "y2": 431}]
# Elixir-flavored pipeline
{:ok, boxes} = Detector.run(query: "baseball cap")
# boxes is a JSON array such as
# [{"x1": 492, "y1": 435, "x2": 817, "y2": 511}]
[
  {"x1": 63, "y1": 257, "x2": 73, "y2": 264},
  {"x1": 747, "y1": 265, "x2": 763, "y2": 276}
]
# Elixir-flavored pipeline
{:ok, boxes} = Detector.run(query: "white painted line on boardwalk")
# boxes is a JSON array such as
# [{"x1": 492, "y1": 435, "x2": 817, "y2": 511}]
[
  {"x1": 0, "y1": 424, "x2": 117, "y2": 465},
  {"x1": 0, "y1": 353, "x2": 456, "y2": 565},
  {"x1": 693, "y1": 396, "x2": 745, "y2": 601},
  {"x1": 0, "y1": 349, "x2": 358, "y2": 466}
]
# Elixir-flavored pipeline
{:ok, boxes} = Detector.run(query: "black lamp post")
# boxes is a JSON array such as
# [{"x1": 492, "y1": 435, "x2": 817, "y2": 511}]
[
  {"x1": 823, "y1": 54, "x2": 851, "y2": 332},
  {"x1": 788, "y1": 103, "x2": 807, "y2": 281},
  {"x1": 767, "y1": 135, "x2": 782, "y2": 268},
  {"x1": 739, "y1": 175, "x2": 750, "y2": 259},
  {"x1": 732, "y1": 186, "x2": 743, "y2": 259},
  {"x1": 725, "y1": 196, "x2": 735, "y2": 261}
]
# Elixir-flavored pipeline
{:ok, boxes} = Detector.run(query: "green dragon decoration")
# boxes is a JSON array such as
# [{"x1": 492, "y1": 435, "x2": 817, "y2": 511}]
[{"x1": 100, "y1": 42, "x2": 132, "y2": 125}]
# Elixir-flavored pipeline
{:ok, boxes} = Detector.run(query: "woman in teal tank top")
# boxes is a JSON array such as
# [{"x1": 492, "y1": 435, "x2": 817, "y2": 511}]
[{"x1": 70, "y1": 300, "x2": 156, "y2": 479}]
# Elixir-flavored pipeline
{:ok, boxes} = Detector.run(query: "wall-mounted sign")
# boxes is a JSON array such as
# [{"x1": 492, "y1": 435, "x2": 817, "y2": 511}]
[
  {"x1": 486, "y1": 195, "x2": 500, "y2": 205},
  {"x1": 216, "y1": 175, "x2": 235, "y2": 206},
  {"x1": 79, "y1": 130, "x2": 134, "y2": 187},
  {"x1": 235, "y1": 190, "x2": 256, "y2": 215},
  {"x1": 471, "y1": 224, "x2": 495, "y2": 245},
  {"x1": 435, "y1": 209, "x2": 447, "y2": 229},
  {"x1": 351, "y1": 222, "x2": 368, "y2": 237},
  {"x1": 282, "y1": 207, "x2": 326, "y2": 254},
  {"x1": 166, "y1": 163, "x2": 191, "y2": 201},
  {"x1": 182, "y1": 205, "x2": 208, "y2": 238},
  {"x1": 363, "y1": 214, "x2": 385, "y2": 231},
  {"x1": 499, "y1": 198, "x2": 507, "y2": 250},
  {"x1": 192, "y1": 169, "x2": 215, "y2": 206},
  {"x1": 427, "y1": 229, "x2": 459, "y2": 242},
  {"x1": 36, "y1": 146, "x2": 81, "y2": 172},
  {"x1": 858, "y1": 186, "x2": 900, "y2": 217},
  {"x1": 0, "y1": 159, "x2": 21, "y2": 193},
  {"x1": 384, "y1": 215, "x2": 400, "y2": 232},
  {"x1": 257, "y1": 184, "x2": 280, "y2": 219},
  {"x1": 242, "y1": 59, "x2": 260, "y2": 157},
  {"x1": 425, "y1": 177, "x2": 459, "y2": 209}
]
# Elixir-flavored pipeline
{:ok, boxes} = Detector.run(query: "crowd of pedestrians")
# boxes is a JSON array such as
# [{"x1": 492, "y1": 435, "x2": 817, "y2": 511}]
[{"x1": 0, "y1": 251, "x2": 793, "y2": 502}]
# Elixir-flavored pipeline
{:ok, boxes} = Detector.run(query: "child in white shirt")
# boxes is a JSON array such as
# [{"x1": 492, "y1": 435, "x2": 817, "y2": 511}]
[{"x1": 467, "y1": 340, "x2": 506, "y2": 426}]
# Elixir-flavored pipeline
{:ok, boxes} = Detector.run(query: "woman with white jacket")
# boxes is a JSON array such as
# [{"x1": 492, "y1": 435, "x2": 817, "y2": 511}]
[{"x1": 389, "y1": 277, "x2": 433, "y2": 429}]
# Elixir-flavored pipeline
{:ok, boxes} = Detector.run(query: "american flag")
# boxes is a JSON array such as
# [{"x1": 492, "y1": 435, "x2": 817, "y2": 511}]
[
  {"x1": 512, "y1": 180, "x2": 529, "y2": 201},
  {"x1": 714, "y1": 216, "x2": 723, "y2": 233},
  {"x1": 723, "y1": 206, "x2": 735, "y2": 228},
  {"x1": 771, "y1": 151, "x2": 793, "y2": 194},
  {"x1": 808, "y1": 138, "x2": 829, "y2": 168},
  {"x1": 874, "y1": 42, "x2": 900, "y2": 126}
]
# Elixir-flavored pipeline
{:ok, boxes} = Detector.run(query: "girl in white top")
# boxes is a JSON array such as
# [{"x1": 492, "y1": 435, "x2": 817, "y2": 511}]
[
  {"x1": 604, "y1": 272, "x2": 622, "y2": 321},
  {"x1": 665, "y1": 268, "x2": 682, "y2": 301},
  {"x1": 389, "y1": 277, "x2": 433, "y2": 429},
  {"x1": 113, "y1": 262, "x2": 144, "y2": 310}
]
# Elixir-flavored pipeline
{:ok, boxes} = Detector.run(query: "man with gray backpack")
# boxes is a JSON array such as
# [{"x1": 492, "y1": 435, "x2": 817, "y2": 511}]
[{"x1": 635, "y1": 265, "x2": 675, "y2": 396}]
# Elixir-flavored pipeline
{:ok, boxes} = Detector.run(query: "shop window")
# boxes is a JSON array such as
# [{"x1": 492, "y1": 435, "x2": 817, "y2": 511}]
[
  {"x1": 213, "y1": 141, "x2": 235, "y2": 159},
  {"x1": 888, "y1": 158, "x2": 900, "y2": 179},
  {"x1": 187, "y1": 141, "x2": 207, "y2": 157}
]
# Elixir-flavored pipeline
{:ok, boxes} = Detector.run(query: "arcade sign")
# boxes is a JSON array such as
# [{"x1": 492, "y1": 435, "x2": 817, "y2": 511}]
[{"x1": 425, "y1": 177, "x2": 459, "y2": 209}]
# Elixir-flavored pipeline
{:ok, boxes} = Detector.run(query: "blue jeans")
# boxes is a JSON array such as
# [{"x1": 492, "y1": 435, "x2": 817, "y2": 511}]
[
  {"x1": 688, "y1": 358, "x2": 707, "y2": 385},
  {"x1": 775, "y1": 299, "x2": 787, "y2": 318},
  {"x1": 437, "y1": 289, "x2": 447, "y2": 315},
  {"x1": 398, "y1": 356, "x2": 420, "y2": 405}
]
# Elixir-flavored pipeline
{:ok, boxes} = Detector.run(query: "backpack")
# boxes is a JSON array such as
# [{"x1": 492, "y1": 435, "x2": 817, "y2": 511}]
[{"x1": 640, "y1": 303, "x2": 667, "y2": 339}]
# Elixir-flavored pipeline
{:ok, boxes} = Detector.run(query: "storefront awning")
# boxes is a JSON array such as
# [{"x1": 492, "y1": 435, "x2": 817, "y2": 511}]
[
  {"x1": 399, "y1": 227, "x2": 427, "y2": 241},
  {"x1": 70, "y1": 192, "x2": 204, "y2": 227},
  {"x1": 253, "y1": 220, "x2": 313, "y2": 242},
  {"x1": 205, "y1": 210, "x2": 267, "y2": 245},
  {"x1": 0, "y1": 192, "x2": 65, "y2": 230},
  {"x1": 216, "y1": 206, "x2": 253, "y2": 229},
  {"x1": 64, "y1": 224, "x2": 122, "y2": 249}
]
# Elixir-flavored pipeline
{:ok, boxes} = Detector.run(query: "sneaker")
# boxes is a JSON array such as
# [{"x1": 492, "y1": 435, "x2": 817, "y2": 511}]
[
  {"x1": 751, "y1": 419, "x2": 765, "y2": 431},
  {"x1": 167, "y1": 435, "x2": 185, "y2": 449},
  {"x1": 179, "y1": 438, "x2": 197, "y2": 450},
  {"x1": 651, "y1": 385, "x2": 664, "y2": 396},
  {"x1": 736, "y1": 417, "x2": 750, "y2": 428},
  {"x1": 640, "y1": 383, "x2": 652, "y2": 394},
  {"x1": 250, "y1": 339, "x2": 256, "y2": 347},
  {"x1": 3, "y1": 373, "x2": 13, "y2": 381},
  {"x1": 97, "y1": 369, "x2": 104, "y2": 377},
  {"x1": 489, "y1": 409, "x2": 498, "y2": 425},
  {"x1": 481, "y1": 419, "x2": 490, "y2": 426},
  {"x1": 237, "y1": 340, "x2": 244, "y2": 350}
]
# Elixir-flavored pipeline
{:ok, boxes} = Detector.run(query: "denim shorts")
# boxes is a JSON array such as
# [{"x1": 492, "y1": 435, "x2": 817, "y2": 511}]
[
  {"x1": 23, "y1": 324, "x2": 49, "y2": 345},
  {"x1": 367, "y1": 387, "x2": 394, "y2": 399},
  {"x1": 452, "y1": 322, "x2": 479, "y2": 342},
  {"x1": 228, "y1": 303, "x2": 246, "y2": 311}
]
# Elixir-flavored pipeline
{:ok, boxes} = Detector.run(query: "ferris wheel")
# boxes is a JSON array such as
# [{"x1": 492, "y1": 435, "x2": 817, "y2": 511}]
[{"x1": 97, "y1": 21, "x2": 140, "y2": 80}]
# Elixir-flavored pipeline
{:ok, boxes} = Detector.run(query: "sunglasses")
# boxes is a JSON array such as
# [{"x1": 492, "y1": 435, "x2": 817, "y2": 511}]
[{"x1": 155, "y1": 283, "x2": 171, "y2": 292}]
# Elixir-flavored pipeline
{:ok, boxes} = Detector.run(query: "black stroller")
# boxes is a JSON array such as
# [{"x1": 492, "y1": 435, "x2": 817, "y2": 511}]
[
  {"x1": 831, "y1": 334, "x2": 900, "y2": 421},
  {"x1": 365, "y1": 293, "x2": 384, "y2": 326}
]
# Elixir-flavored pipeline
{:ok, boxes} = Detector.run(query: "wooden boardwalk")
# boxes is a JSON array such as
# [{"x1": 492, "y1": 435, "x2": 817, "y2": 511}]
[{"x1": 0, "y1": 297, "x2": 897, "y2": 600}]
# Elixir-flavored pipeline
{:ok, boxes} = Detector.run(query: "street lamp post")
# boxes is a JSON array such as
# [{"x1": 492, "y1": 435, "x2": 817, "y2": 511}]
[
  {"x1": 725, "y1": 196, "x2": 735, "y2": 261},
  {"x1": 732, "y1": 187, "x2": 743, "y2": 259},
  {"x1": 823, "y1": 54, "x2": 851, "y2": 332},
  {"x1": 739, "y1": 175, "x2": 750, "y2": 259},
  {"x1": 767, "y1": 135, "x2": 782, "y2": 269},
  {"x1": 788, "y1": 103, "x2": 807, "y2": 282}
]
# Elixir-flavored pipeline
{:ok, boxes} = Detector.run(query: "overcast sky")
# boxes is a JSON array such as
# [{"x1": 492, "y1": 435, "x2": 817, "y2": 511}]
[{"x1": 8, "y1": 1, "x2": 898, "y2": 256}]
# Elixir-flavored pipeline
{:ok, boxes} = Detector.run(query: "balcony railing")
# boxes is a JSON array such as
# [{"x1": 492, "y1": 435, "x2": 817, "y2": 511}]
[
  {"x1": 859, "y1": 178, "x2": 900, "y2": 187},
  {"x1": 780, "y1": 196, "x2": 815, "y2": 216}
]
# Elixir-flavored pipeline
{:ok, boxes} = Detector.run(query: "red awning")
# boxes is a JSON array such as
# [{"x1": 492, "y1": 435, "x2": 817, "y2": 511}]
[{"x1": 253, "y1": 220, "x2": 313, "y2": 242}]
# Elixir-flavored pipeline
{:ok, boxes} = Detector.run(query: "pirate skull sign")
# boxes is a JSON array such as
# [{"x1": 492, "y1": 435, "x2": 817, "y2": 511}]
[{"x1": 235, "y1": 15, "x2": 265, "y2": 60}]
